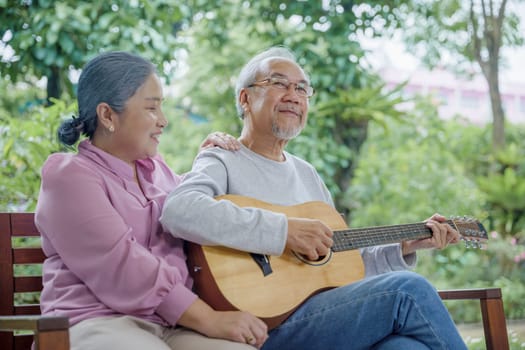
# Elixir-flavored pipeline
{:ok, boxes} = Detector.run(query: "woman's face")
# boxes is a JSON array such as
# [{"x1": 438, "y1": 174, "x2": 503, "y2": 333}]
[{"x1": 109, "y1": 73, "x2": 167, "y2": 164}]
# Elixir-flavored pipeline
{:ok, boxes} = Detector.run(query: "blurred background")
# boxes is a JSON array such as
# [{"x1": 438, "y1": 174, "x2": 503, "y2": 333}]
[{"x1": 1, "y1": 1, "x2": 524, "y2": 348}]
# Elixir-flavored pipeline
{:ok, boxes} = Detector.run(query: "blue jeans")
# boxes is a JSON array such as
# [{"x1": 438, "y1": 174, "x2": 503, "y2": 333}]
[{"x1": 262, "y1": 271, "x2": 467, "y2": 350}]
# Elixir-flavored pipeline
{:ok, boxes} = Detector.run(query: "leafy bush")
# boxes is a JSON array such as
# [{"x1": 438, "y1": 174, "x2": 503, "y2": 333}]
[
  {"x1": 0, "y1": 96, "x2": 75, "y2": 211},
  {"x1": 348, "y1": 96, "x2": 525, "y2": 323},
  {"x1": 347, "y1": 97, "x2": 485, "y2": 227}
]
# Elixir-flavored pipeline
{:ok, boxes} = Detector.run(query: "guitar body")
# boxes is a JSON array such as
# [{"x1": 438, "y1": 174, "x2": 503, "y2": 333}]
[{"x1": 187, "y1": 195, "x2": 365, "y2": 329}]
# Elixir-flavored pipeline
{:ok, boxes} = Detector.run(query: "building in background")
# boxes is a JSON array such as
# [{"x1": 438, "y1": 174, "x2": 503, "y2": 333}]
[
  {"x1": 362, "y1": 32, "x2": 525, "y2": 125},
  {"x1": 380, "y1": 66, "x2": 525, "y2": 125}
]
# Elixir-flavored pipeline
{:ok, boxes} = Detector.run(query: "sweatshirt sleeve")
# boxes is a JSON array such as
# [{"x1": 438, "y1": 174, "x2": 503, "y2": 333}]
[
  {"x1": 360, "y1": 244, "x2": 417, "y2": 277},
  {"x1": 160, "y1": 152, "x2": 288, "y2": 256}
]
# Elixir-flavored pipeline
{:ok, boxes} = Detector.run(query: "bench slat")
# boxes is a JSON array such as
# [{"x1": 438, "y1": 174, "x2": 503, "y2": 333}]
[{"x1": 13, "y1": 248, "x2": 46, "y2": 265}]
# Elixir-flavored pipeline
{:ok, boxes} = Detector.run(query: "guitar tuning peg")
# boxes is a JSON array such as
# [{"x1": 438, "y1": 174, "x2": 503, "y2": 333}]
[
  {"x1": 477, "y1": 240, "x2": 487, "y2": 250},
  {"x1": 465, "y1": 240, "x2": 485, "y2": 249},
  {"x1": 464, "y1": 239, "x2": 476, "y2": 249},
  {"x1": 463, "y1": 216, "x2": 471, "y2": 222}
]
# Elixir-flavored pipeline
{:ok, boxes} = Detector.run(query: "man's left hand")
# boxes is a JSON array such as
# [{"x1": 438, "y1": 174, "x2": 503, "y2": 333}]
[{"x1": 402, "y1": 213, "x2": 461, "y2": 255}]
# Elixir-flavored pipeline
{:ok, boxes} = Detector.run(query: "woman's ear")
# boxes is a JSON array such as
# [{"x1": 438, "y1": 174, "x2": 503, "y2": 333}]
[{"x1": 96, "y1": 103, "x2": 116, "y2": 132}]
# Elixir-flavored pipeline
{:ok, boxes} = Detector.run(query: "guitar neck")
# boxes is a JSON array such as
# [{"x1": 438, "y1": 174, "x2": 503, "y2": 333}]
[{"x1": 332, "y1": 220, "x2": 452, "y2": 251}]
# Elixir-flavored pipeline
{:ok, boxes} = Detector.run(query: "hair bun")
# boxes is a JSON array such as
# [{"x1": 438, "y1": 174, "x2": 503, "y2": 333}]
[
  {"x1": 57, "y1": 115, "x2": 83, "y2": 146},
  {"x1": 70, "y1": 115, "x2": 84, "y2": 131}
]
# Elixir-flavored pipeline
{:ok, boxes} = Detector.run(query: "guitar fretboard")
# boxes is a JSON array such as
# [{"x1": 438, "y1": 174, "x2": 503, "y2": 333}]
[{"x1": 332, "y1": 221, "x2": 453, "y2": 251}]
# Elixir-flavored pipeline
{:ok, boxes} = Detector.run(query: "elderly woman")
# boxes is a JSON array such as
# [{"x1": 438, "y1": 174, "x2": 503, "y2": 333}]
[{"x1": 35, "y1": 51, "x2": 259, "y2": 350}]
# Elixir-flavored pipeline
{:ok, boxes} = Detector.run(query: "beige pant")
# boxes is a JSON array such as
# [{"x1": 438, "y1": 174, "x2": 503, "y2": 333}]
[{"x1": 69, "y1": 316, "x2": 254, "y2": 350}]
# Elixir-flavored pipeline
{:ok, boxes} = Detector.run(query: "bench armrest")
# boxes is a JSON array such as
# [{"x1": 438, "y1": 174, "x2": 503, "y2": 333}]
[
  {"x1": 438, "y1": 288, "x2": 509, "y2": 350},
  {"x1": 0, "y1": 315, "x2": 70, "y2": 350}
]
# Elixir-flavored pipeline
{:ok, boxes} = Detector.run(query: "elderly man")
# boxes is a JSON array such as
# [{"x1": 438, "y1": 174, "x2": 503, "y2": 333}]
[{"x1": 160, "y1": 46, "x2": 467, "y2": 350}]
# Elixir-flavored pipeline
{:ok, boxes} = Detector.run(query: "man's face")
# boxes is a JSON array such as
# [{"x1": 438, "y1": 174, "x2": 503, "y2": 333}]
[{"x1": 244, "y1": 58, "x2": 310, "y2": 140}]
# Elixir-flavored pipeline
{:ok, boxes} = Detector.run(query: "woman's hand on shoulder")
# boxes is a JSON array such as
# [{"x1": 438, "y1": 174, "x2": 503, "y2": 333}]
[{"x1": 199, "y1": 132, "x2": 241, "y2": 151}]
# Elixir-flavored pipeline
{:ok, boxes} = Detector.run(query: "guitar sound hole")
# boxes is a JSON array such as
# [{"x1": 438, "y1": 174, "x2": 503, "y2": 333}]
[
  {"x1": 298, "y1": 254, "x2": 326, "y2": 262},
  {"x1": 314, "y1": 255, "x2": 326, "y2": 262},
  {"x1": 292, "y1": 251, "x2": 332, "y2": 266}
]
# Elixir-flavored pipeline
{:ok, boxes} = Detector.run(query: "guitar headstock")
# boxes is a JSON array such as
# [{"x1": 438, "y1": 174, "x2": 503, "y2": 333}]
[{"x1": 450, "y1": 217, "x2": 488, "y2": 249}]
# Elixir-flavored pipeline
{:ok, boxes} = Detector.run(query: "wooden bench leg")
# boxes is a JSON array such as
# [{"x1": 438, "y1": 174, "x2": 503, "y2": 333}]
[
  {"x1": 34, "y1": 329, "x2": 70, "y2": 350},
  {"x1": 438, "y1": 288, "x2": 509, "y2": 350},
  {"x1": 481, "y1": 297, "x2": 509, "y2": 350}
]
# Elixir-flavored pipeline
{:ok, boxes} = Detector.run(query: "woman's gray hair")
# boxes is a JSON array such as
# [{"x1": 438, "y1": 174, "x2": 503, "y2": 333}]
[
  {"x1": 57, "y1": 51, "x2": 157, "y2": 145},
  {"x1": 234, "y1": 46, "x2": 303, "y2": 119}
]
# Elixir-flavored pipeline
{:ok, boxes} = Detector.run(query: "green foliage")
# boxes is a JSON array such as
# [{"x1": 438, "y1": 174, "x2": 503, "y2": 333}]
[
  {"x1": 0, "y1": 97, "x2": 75, "y2": 211},
  {"x1": 417, "y1": 231, "x2": 525, "y2": 322},
  {"x1": 349, "y1": 96, "x2": 525, "y2": 323},
  {"x1": 390, "y1": 0, "x2": 524, "y2": 73},
  {"x1": 289, "y1": 81, "x2": 409, "y2": 204},
  {"x1": 388, "y1": 0, "x2": 523, "y2": 151},
  {"x1": 443, "y1": 116, "x2": 525, "y2": 236},
  {"x1": 165, "y1": 0, "x2": 411, "y2": 211},
  {"x1": 159, "y1": 103, "x2": 221, "y2": 174},
  {"x1": 478, "y1": 167, "x2": 525, "y2": 208},
  {"x1": 0, "y1": 0, "x2": 184, "y2": 99},
  {"x1": 347, "y1": 96, "x2": 484, "y2": 226},
  {"x1": 477, "y1": 167, "x2": 525, "y2": 234},
  {"x1": 475, "y1": 142, "x2": 525, "y2": 236}
]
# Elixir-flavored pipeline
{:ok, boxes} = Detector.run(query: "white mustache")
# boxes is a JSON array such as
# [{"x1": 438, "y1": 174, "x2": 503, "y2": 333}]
[{"x1": 278, "y1": 105, "x2": 302, "y2": 117}]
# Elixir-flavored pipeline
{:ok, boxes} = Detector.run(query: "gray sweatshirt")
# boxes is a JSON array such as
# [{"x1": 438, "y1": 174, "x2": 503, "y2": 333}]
[{"x1": 160, "y1": 144, "x2": 416, "y2": 277}]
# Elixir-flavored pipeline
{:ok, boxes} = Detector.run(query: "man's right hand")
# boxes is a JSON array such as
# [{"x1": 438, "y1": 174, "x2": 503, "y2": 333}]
[{"x1": 286, "y1": 218, "x2": 333, "y2": 261}]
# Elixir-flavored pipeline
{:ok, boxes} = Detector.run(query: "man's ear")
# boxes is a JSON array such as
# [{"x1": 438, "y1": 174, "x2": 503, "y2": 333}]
[
  {"x1": 239, "y1": 89, "x2": 249, "y2": 109},
  {"x1": 96, "y1": 102, "x2": 116, "y2": 131}
]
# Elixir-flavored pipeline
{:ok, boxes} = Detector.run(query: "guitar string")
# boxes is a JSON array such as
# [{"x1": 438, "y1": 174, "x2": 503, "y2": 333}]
[{"x1": 332, "y1": 223, "x2": 432, "y2": 251}]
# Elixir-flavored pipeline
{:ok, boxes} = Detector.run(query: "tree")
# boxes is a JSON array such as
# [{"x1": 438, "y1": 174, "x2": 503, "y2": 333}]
[
  {"x1": 0, "y1": 0, "x2": 184, "y2": 103},
  {"x1": 390, "y1": 0, "x2": 524, "y2": 152},
  {"x1": 163, "y1": 0, "x2": 410, "y2": 214}
]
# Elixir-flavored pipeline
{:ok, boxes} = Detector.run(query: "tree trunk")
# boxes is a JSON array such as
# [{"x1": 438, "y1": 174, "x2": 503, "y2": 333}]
[
  {"x1": 470, "y1": 0, "x2": 507, "y2": 152},
  {"x1": 333, "y1": 119, "x2": 369, "y2": 216},
  {"x1": 486, "y1": 64, "x2": 506, "y2": 152},
  {"x1": 46, "y1": 66, "x2": 61, "y2": 105}
]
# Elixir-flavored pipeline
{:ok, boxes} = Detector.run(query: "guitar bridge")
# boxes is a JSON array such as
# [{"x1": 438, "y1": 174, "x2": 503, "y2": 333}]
[{"x1": 250, "y1": 253, "x2": 273, "y2": 276}]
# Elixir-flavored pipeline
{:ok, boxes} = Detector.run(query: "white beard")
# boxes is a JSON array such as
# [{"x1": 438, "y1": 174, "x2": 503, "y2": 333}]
[{"x1": 272, "y1": 121, "x2": 303, "y2": 140}]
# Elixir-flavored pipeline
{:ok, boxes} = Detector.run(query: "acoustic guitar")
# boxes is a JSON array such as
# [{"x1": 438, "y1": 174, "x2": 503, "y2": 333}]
[{"x1": 186, "y1": 194, "x2": 488, "y2": 329}]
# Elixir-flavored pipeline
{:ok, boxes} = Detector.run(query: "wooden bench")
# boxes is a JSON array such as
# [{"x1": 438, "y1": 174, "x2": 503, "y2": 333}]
[
  {"x1": 0, "y1": 212, "x2": 69, "y2": 350},
  {"x1": 0, "y1": 212, "x2": 510, "y2": 350}
]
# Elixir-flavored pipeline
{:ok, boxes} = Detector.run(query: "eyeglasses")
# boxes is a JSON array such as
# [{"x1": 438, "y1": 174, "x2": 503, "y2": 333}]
[{"x1": 248, "y1": 76, "x2": 315, "y2": 98}]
